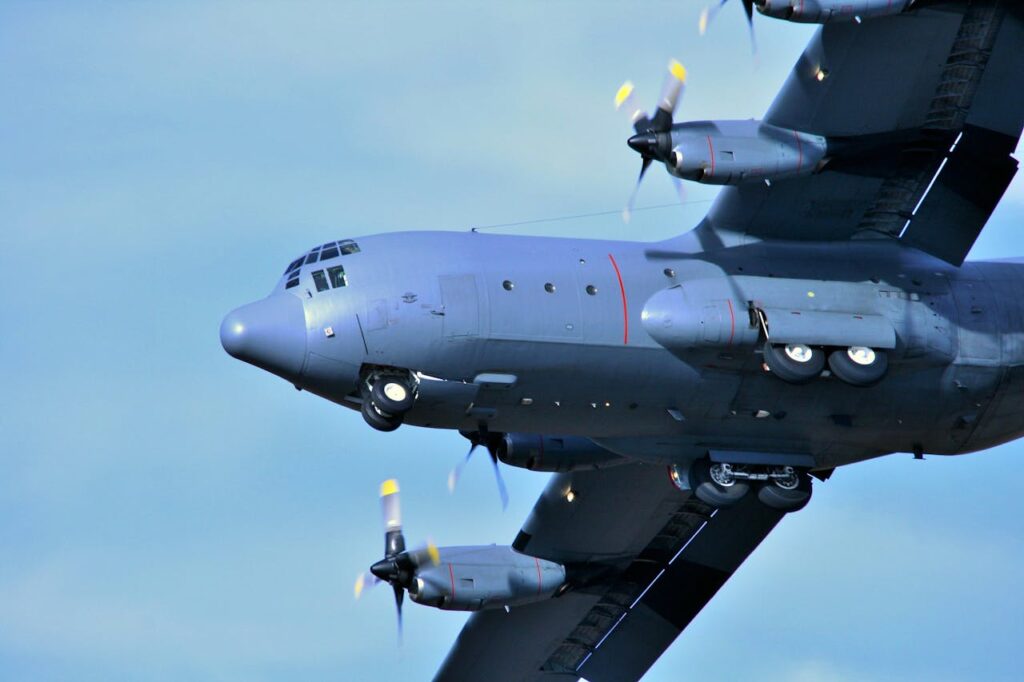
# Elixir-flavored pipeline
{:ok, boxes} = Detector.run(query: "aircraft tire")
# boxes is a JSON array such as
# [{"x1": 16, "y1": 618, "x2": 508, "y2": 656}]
[
  {"x1": 763, "y1": 341, "x2": 825, "y2": 384},
  {"x1": 757, "y1": 474, "x2": 812, "y2": 513},
  {"x1": 828, "y1": 347, "x2": 888, "y2": 387},
  {"x1": 361, "y1": 399, "x2": 402, "y2": 432},
  {"x1": 371, "y1": 377, "x2": 415, "y2": 414},
  {"x1": 688, "y1": 459, "x2": 749, "y2": 508}
]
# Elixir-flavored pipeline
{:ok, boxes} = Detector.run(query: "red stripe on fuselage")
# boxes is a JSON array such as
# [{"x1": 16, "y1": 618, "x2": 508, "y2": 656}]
[
  {"x1": 726, "y1": 298, "x2": 735, "y2": 347},
  {"x1": 608, "y1": 253, "x2": 629, "y2": 345}
]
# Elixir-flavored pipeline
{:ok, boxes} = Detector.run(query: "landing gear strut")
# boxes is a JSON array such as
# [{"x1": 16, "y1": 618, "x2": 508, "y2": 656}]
[
  {"x1": 681, "y1": 459, "x2": 812, "y2": 513},
  {"x1": 361, "y1": 371, "x2": 417, "y2": 432}
]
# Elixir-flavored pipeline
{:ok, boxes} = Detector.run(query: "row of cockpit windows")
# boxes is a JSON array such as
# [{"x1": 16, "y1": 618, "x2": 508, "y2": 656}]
[
  {"x1": 286, "y1": 264, "x2": 347, "y2": 291},
  {"x1": 283, "y1": 239, "x2": 360, "y2": 289},
  {"x1": 283, "y1": 239, "x2": 360, "y2": 276}
]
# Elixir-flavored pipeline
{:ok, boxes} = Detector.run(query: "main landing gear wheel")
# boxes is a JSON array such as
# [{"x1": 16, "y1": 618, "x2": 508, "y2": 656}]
[
  {"x1": 828, "y1": 346, "x2": 888, "y2": 387},
  {"x1": 371, "y1": 377, "x2": 415, "y2": 414},
  {"x1": 757, "y1": 467, "x2": 812, "y2": 512},
  {"x1": 689, "y1": 458, "x2": 750, "y2": 508},
  {"x1": 763, "y1": 341, "x2": 826, "y2": 384},
  {"x1": 361, "y1": 399, "x2": 402, "y2": 432}
]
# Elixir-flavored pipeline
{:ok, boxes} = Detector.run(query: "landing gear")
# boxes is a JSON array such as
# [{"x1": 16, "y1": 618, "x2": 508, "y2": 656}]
[
  {"x1": 372, "y1": 377, "x2": 416, "y2": 414},
  {"x1": 828, "y1": 346, "x2": 888, "y2": 387},
  {"x1": 756, "y1": 466, "x2": 812, "y2": 512},
  {"x1": 763, "y1": 341, "x2": 825, "y2": 384},
  {"x1": 360, "y1": 372, "x2": 417, "y2": 432},
  {"x1": 688, "y1": 459, "x2": 750, "y2": 508},
  {"x1": 361, "y1": 399, "x2": 402, "y2": 432},
  {"x1": 684, "y1": 459, "x2": 812, "y2": 513}
]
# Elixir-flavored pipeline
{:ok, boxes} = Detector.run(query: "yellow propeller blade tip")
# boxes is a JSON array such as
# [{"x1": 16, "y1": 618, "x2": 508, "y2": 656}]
[
  {"x1": 614, "y1": 81, "x2": 634, "y2": 109},
  {"x1": 699, "y1": 8, "x2": 710, "y2": 35},
  {"x1": 354, "y1": 574, "x2": 365, "y2": 599},
  {"x1": 427, "y1": 542, "x2": 441, "y2": 566},
  {"x1": 669, "y1": 60, "x2": 687, "y2": 83},
  {"x1": 380, "y1": 479, "x2": 399, "y2": 497}
]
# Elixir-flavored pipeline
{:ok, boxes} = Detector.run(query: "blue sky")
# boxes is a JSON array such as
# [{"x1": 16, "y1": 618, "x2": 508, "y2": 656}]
[{"x1": 2, "y1": 2, "x2": 1022, "y2": 680}]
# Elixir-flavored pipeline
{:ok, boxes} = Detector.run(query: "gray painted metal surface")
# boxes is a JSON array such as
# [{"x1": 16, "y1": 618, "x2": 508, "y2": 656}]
[{"x1": 218, "y1": 3, "x2": 1024, "y2": 680}]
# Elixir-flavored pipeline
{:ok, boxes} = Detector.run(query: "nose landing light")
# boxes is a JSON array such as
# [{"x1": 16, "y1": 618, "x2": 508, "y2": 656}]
[{"x1": 220, "y1": 295, "x2": 308, "y2": 380}]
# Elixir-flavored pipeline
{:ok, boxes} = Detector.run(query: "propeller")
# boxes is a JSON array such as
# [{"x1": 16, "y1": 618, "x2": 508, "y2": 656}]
[
  {"x1": 615, "y1": 59, "x2": 688, "y2": 222},
  {"x1": 699, "y1": 0, "x2": 758, "y2": 55},
  {"x1": 354, "y1": 479, "x2": 440, "y2": 644},
  {"x1": 448, "y1": 426, "x2": 509, "y2": 510}
]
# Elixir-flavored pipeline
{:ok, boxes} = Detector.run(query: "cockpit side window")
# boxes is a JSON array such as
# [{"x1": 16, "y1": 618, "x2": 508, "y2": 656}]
[
  {"x1": 320, "y1": 244, "x2": 340, "y2": 261},
  {"x1": 327, "y1": 265, "x2": 347, "y2": 288},
  {"x1": 312, "y1": 270, "x2": 329, "y2": 292},
  {"x1": 304, "y1": 246, "x2": 321, "y2": 265},
  {"x1": 284, "y1": 257, "x2": 304, "y2": 275},
  {"x1": 338, "y1": 240, "x2": 360, "y2": 255},
  {"x1": 285, "y1": 276, "x2": 300, "y2": 289}
]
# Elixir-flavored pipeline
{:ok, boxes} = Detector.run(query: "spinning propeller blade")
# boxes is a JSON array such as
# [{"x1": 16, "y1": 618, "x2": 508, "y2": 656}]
[
  {"x1": 700, "y1": 0, "x2": 757, "y2": 55},
  {"x1": 616, "y1": 59, "x2": 689, "y2": 222},
  {"x1": 448, "y1": 429, "x2": 509, "y2": 509},
  {"x1": 356, "y1": 479, "x2": 438, "y2": 645}
]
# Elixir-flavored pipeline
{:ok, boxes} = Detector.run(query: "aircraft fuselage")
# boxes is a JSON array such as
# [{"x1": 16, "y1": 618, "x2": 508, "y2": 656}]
[{"x1": 222, "y1": 229, "x2": 1024, "y2": 471}]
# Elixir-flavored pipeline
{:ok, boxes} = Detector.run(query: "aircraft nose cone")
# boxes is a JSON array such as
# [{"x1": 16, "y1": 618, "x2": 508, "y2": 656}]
[{"x1": 220, "y1": 295, "x2": 307, "y2": 380}]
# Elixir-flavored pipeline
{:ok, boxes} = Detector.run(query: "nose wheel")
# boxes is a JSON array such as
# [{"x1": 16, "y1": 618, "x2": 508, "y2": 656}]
[{"x1": 361, "y1": 372, "x2": 417, "y2": 432}]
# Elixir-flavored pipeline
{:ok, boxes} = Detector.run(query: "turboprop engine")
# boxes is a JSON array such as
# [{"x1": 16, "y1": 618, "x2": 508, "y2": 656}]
[
  {"x1": 498, "y1": 434, "x2": 625, "y2": 472},
  {"x1": 755, "y1": 0, "x2": 914, "y2": 23},
  {"x1": 409, "y1": 545, "x2": 566, "y2": 611},
  {"x1": 629, "y1": 119, "x2": 828, "y2": 186},
  {"x1": 355, "y1": 479, "x2": 567, "y2": 637}
]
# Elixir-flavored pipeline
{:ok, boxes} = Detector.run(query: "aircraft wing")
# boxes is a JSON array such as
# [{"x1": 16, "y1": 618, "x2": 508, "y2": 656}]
[
  {"x1": 703, "y1": 2, "x2": 1024, "y2": 266},
  {"x1": 433, "y1": 463, "x2": 784, "y2": 681}
]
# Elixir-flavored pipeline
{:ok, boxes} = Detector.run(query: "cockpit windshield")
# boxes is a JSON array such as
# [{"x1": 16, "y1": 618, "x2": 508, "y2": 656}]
[{"x1": 282, "y1": 239, "x2": 360, "y2": 289}]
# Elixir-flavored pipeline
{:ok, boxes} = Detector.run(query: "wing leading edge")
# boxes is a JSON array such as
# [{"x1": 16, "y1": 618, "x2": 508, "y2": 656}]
[{"x1": 433, "y1": 464, "x2": 785, "y2": 681}]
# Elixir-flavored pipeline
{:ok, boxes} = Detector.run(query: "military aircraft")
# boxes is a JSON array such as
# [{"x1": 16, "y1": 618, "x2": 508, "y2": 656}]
[{"x1": 220, "y1": 2, "x2": 1024, "y2": 679}]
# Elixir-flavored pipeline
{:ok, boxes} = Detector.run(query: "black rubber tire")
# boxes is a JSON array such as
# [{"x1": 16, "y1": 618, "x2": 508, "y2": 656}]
[
  {"x1": 688, "y1": 459, "x2": 750, "y2": 508},
  {"x1": 757, "y1": 473, "x2": 812, "y2": 513},
  {"x1": 361, "y1": 399, "x2": 402, "y2": 432},
  {"x1": 371, "y1": 377, "x2": 415, "y2": 414},
  {"x1": 763, "y1": 341, "x2": 826, "y2": 384},
  {"x1": 828, "y1": 348, "x2": 888, "y2": 387}
]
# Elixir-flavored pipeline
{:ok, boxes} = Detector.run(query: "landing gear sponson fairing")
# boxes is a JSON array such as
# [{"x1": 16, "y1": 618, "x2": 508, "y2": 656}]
[{"x1": 220, "y1": 3, "x2": 1024, "y2": 680}]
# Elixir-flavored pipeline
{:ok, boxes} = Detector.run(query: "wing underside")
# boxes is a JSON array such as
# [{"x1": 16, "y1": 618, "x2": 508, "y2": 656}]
[
  {"x1": 433, "y1": 464, "x2": 784, "y2": 681},
  {"x1": 703, "y1": 1, "x2": 1024, "y2": 265}
]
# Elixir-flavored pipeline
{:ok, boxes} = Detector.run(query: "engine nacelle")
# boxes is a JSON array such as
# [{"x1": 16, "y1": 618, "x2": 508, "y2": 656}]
[
  {"x1": 642, "y1": 280, "x2": 760, "y2": 352},
  {"x1": 498, "y1": 434, "x2": 624, "y2": 472},
  {"x1": 668, "y1": 120, "x2": 827, "y2": 185},
  {"x1": 409, "y1": 546, "x2": 565, "y2": 611},
  {"x1": 756, "y1": 0, "x2": 912, "y2": 23}
]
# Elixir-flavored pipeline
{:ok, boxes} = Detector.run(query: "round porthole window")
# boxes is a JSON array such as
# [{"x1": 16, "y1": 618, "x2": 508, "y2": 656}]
[
  {"x1": 585, "y1": 285, "x2": 597, "y2": 295},
  {"x1": 502, "y1": 280, "x2": 514, "y2": 291},
  {"x1": 544, "y1": 282, "x2": 556, "y2": 293},
  {"x1": 663, "y1": 268, "x2": 676, "y2": 278}
]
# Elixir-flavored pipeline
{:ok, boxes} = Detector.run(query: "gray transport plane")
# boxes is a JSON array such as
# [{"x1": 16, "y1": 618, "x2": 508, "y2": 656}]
[{"x1": 221, "y1": 2, "x2": 1024, "y2": 680}]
